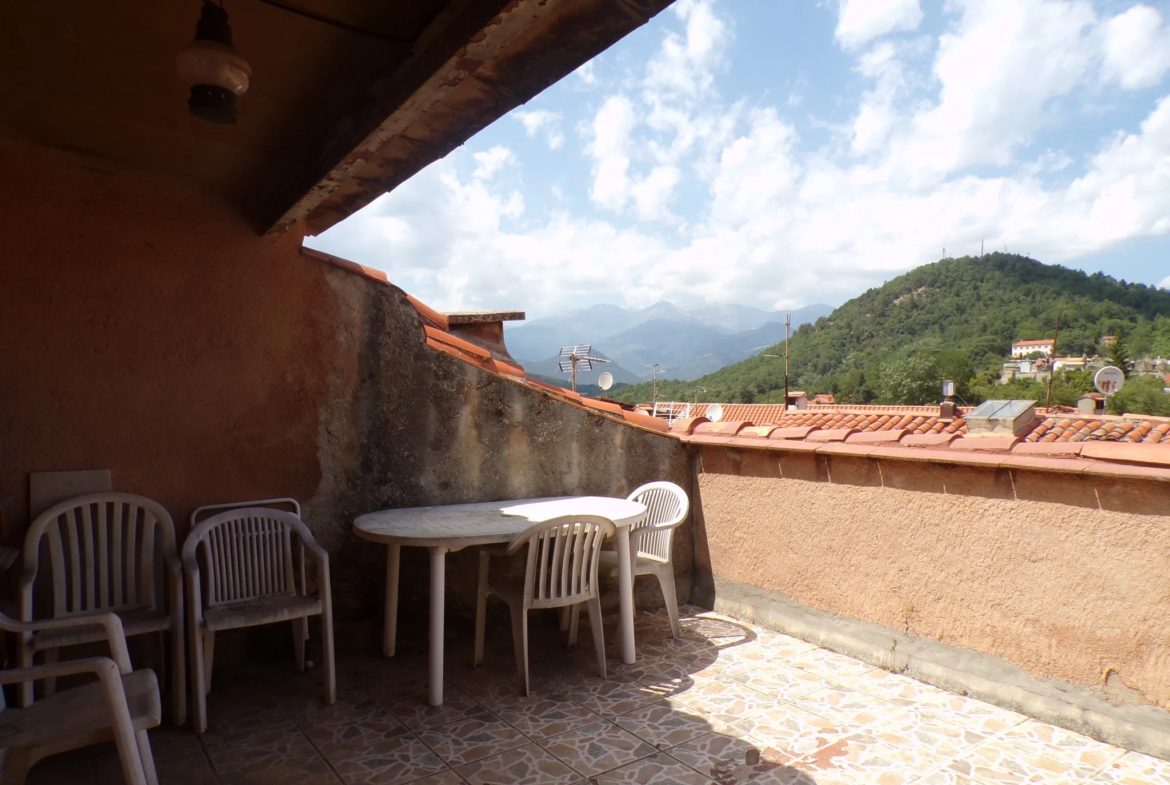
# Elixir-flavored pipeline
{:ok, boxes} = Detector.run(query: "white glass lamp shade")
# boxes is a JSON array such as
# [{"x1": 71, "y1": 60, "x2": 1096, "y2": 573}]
[{"x1": 176, "y1": 40, "x2": 251, "y2": 95}]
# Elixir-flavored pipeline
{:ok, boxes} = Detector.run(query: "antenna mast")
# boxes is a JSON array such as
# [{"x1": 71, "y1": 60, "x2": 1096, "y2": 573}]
[
  {"x1": 1045, "y1": 315, "x2": 1060, "y2": 411},
  {"x1": 647, "y1": 363, "x2": 661, "y2": 403},
  {"x1": 763, "y1": 313, "x2": 792, "y2": 408},
  {"x1": 558, "y1": 345, "x2": 609, "y2": 393}
]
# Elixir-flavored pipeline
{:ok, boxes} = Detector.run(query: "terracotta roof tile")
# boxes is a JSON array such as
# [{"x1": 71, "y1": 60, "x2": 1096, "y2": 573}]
[
  {"x1": 424, "y1": 325, "x2": 491, "y2": 359},
  {"x1": 1025, "y1": 415, "x2": 1169, "y2": 445}
]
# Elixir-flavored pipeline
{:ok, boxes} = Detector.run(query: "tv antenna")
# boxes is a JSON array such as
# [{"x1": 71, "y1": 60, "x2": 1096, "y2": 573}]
[
  {"x1": 763, "y1": 313, "x2": 791, "y2": 409},
  {"x1": 558, "y1": 345, "x2": 609, "y2": 392},
  {"x1": 683, "y1": 387, "x2": 706, "y2": 405},
  {"x1": 598, "y1": 372, "x2": 614, "y2": 392}
]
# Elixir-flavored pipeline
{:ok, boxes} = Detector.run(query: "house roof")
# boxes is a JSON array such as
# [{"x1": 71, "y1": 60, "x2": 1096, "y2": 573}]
[
  {"x1": 6, "y1": 0, "x2": 673, "y2": 234},
  {"x1": 1013, "y1": 339, "x2": 1055, "y2": 346},
  {"x1": 672, "y1": 402, "x2": 1170, "y2": 480},
  {"x1": 305, "y1": 247, "x2": 671, "y2": 435}
]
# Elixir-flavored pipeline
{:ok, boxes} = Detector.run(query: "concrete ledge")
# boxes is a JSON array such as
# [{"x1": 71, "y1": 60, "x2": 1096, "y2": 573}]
[{"x1": 701, "y1": 575, "x2": 1170, "y2": 762}]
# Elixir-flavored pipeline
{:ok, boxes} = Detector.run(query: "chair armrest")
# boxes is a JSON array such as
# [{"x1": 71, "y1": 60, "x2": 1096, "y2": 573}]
[
  {"x1": 0, "y1": 655, "x2": 123, "y2": 686},
  {"x1": 9, "y1": 613, "x2": 133, "y2": 673}
]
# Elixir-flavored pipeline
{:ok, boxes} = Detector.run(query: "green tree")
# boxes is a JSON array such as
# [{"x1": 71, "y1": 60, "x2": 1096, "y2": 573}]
[
  {"x1": 877, "y1": 350, "x2": 941, "y2": 404},
  {"x1": 1107, "y1": 331, "x2": 1132, "y2": 375},
  {"x1": 1106, "y1": 375, "x2": 1170, "y2": 416}
]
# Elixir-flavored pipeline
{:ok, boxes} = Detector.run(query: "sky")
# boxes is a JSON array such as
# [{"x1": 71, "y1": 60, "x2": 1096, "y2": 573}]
[{"x1": 307, "y1": 0, "x2": 1170, "y2": 318}]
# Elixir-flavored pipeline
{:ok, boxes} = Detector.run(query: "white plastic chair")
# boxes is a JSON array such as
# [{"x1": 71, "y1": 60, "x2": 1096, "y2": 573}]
[
  {"x1": 18, "y1": 492, "x2": 185, "y2": 725},
  {"x1": 0, "y1": 611, "x2": 161, "y2": 785},
  {"x1": 474, "y1": 515, "x2": 616, "y2": 696},
  {"x1": 595, "y1": 481, "x2": 689, "y2": 638},
  {"x1": 183, "y1": 502, "x2": 335, "y2": 734}
]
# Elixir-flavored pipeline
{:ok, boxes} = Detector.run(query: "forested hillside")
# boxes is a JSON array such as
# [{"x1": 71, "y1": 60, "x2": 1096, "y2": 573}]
[{"x1": 612, "y1": 254, "x2": 1170, "y2": 411}]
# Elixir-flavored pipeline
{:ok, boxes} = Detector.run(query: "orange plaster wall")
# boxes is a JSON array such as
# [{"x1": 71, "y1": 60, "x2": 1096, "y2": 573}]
[
  {"x1": 694, "y1": 446, "x2": 1170, "y2": 709},
  {"x1": 0, "y1": 138, "x2": 335, "y2": 535}
]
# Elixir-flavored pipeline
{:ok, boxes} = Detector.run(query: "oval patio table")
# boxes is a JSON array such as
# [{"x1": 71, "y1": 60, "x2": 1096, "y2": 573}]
[{"x1": 354, "y1": 496, "x2": 647, "y2": 706}]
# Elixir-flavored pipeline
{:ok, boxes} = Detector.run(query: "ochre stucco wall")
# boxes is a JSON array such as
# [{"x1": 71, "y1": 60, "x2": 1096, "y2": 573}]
[
  {"x1": 0, "y1": 138, "x2": 334, "y2": 531},
  {"x1": 1, "y1": 139, "x2": 692, "y2": 638},
  {"x1": 694, "y1": 445, "x2": 1170, "y2": 709}
]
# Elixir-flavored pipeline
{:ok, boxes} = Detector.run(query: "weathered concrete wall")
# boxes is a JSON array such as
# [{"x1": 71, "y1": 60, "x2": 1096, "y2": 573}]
[
  {"x1": 0, "y1": 139, "x2": 691, "y2": 649},
  {"x1": 309, "y1": 268, "x2": 692, "y2": 623},
  {"x1": 692, "y1": 445, "x2": 1170, "y2": 711}
]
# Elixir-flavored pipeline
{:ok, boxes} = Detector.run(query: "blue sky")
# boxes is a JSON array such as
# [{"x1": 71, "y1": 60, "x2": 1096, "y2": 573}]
[{"x1": 308, "y1": 0, "x2": 1170, "y2": 317}]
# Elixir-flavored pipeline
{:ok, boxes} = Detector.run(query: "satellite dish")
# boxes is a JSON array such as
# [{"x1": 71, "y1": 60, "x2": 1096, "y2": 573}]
[
  {"x1": 707, "y1": 403, "x2": 724, "y2": 422},
  {"x1": 1094, "y1": 366, "x2": 1125, "y2": 396},
  {"x1": 598, "y1": 372, "x2": 614, "y2": 391}
]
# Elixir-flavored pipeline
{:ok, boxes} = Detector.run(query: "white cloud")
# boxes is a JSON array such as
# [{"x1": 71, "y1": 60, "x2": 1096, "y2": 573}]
[
  {"x1": 1102, "y1": 5, "x2": 1170, "y2": 90},
  {"x1": 309, "y1": 0, "x2": 1170, "y2": 318},
  {"x1": 512, "y1": 109, "x2": 565, "y2": 149},
  {"x1": 587, "y1": 95, "x2": 637, "y2": 210},
  {"x1": 901, "y1": 0, "x2": 1098, "y2": 175},
  {"x1": 575, "y1": 61, "x2": 598, "y2": 86},
  {"x1": 1161, "y1": 275, "x2": 1170, "y2": 290},
  {"x1": 472, "y1": 146, "x2": 516, "y2": 179},
  {"x1": 836, "y1": 0, "x2": 923, "y2": 49}
]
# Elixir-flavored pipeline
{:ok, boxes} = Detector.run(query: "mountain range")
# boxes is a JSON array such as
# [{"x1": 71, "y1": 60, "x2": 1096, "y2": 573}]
[
  {"x1": 610, "y1": 254, "x2": 1170, "y2": 405},
  {"x1": 505, "y1": 301, "x2": 832, "y2": 384}
]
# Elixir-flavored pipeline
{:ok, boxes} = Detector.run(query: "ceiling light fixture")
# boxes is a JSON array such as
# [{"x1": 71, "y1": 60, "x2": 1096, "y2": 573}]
[{"x1": 176, "y1": 1, "x2": 252, "y2": 124}]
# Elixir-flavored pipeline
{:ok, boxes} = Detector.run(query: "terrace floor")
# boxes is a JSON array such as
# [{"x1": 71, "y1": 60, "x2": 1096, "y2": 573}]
[{"x1": 28, "y1": 606, "x2": 1168, "y2": 785}]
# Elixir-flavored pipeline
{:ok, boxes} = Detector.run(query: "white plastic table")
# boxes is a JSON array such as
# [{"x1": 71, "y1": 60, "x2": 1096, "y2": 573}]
[{"x1": 353, "y1": 496, "x2": 647, "y2": 706}]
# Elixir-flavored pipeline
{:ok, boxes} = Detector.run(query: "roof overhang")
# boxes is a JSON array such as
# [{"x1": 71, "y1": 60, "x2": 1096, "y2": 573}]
[{"x1": 264, "y1": 0, "x2": 674, "y2": 235}]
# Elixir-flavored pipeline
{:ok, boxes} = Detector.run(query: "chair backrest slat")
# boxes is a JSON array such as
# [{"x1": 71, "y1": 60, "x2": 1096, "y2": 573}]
[
  {"x1": 111, "y1": 501, "x2": 124, "y2": 607},
  {"x1": 96, "y1": 501, "x2": 110, "y2": 608},
  {"x1": 184, "y1": 507, "x2": 315, "y2": 608},
  {"x1": 22, "y1": 493, "x2": 178, "y2": 619},
  {"x1": 513, "y1": 515, "x2": 616, "y2": 610}
]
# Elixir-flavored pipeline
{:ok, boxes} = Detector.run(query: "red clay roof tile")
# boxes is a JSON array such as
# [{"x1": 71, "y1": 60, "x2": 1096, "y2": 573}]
[
  {"x1": 806, "y1": 428, "x2": 856, "y2": 443},
  {"x1": 846, "y1": 430, "x2": 906, "y2": 444}
]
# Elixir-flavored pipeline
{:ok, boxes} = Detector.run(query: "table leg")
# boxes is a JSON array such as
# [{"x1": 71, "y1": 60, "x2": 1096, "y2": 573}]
[
  {"x1": 383, "y1": 544, "x2": 401, "y2": 657},
  {"x1": 428, "y1": 546, "x2": 448, "y2": 706},
  {"x1": 615, "y1": 528, "x2": 637, "y2": 665}
]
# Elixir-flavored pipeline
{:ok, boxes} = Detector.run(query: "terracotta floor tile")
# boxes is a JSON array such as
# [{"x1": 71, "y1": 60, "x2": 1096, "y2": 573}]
[
  {"x1": 203, "y1": 721, "x2": 334, "y2": 785},
  {"x1": 865, "y1": 712, "x2": 988, "y2": 765},
  {"x1": 730, "y1": 706, "x2": 850, "y2": 761},
  {"x1": 913, "y1": 769, "x2": 982, "y2": 785},
  {"x1": 537, "y1": 720, "x2": 656, "y2": 777},
  {"x1": 911, "y1": 693, "x2": 1029, "y2": 735},
  {"x1": 838, "y1": 668, "x2": 952, "y2": 707},
  {"x1": 947, "y1": 737, "x2": 1081, "y2": 784},
  {"x1": 787, "y1": 685, "x2": 904, "y2": 731},
  {"x1": 302, "y1": 707, "x2": 405, "y2": 753},
  {"x1": 594, "y1": 751, "x2": 714, "y2": 784},
  {"x1": 456, "y1": 670, "x2": 559, "y2": 711},
  {"x1": 496, "y1": 693, "x2": 601, "y2": 740},
  {"x1": 997, "y1": 719, "x2": 1126, "y2": 775},
  {"x1": 665, "y1": 730, "x2": 791, "y2": 784},
  {"x1": 613, "y1": 699, "x2": 721, "y2": 749},
  {"x1": 563, "y1": 676, "x2": 662, "y2": 717},
  {"x1": 456, "y1": 743, "x2": 581, "y2": 785},
  {"x1": 790, "y1": 733, "x2": 942, "y2": 785},
  {"x1": 377, "y1": 684, "x2": 490, "y2": 731},
  {"x1": 782, "y1": 647, "x2": 878, "y2": 682},
  {"x1": 200, "y1": 693, "x2": 292, "y2": 748},
  {"x1": 321, "y1": 725, "x2": 448, "y2": 785},
  {"x1": 403, "y1": 772, "x2": 466, "y2": 785},
  {"x1": 418, "y1": 712, "x2": 528, "y2": 766},
  {"x1": 733, "y1": 662, "x2": 835, "y2": 702},
  {"x1": 1093, "y1": 750, "x2": 1170, "y2": 784},
  {"x1": 673, "y1": 679, "x2": 787, "y2": 726}
]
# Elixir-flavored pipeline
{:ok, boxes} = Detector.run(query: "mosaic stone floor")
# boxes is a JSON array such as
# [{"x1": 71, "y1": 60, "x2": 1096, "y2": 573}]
[{"x1": 26, "y1": 605, "x2": 1170, "y2": 785}]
